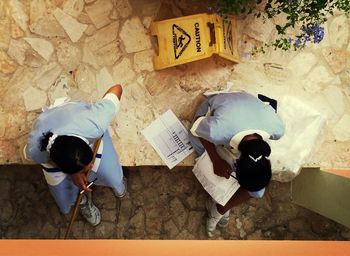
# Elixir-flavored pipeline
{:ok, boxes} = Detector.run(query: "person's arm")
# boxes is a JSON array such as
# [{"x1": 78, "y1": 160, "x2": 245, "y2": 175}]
[
  {"x1": 70, "y1": 85, "x2": 123, "y2": 192},
  {"x1": 199, "y1": 137, "x2": 232, "y2": 179},
  {"x1": 191, "y1": 115, "x2": 232, "y2": 179},
  {"x1": 88, "y1": 84, "x2": 122, "y2": 137}
]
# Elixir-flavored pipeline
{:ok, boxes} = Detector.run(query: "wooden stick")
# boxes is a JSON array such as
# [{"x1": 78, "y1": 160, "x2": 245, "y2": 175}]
[{"x1": 64, "y1": 137, "x2": 103, "y2": 239}]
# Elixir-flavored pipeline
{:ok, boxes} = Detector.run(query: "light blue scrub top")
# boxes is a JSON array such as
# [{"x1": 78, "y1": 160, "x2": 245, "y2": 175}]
[
  {"x1": 192, "y1": 92, "x2": 285, "y2": 147},
  {"x1": 191, "y1": 92, "x2": 285, "y2": 198},
  {"x1": 26, "y1": 98, "x2": 116, "y2": 164}
]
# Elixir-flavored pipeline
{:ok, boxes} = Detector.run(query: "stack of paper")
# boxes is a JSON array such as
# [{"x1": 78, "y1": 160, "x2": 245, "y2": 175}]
[
  {"x1": 142, "y1": 110, "x2": 194, "y2": 169},
  {"x1": 192, "y1": 151, "x2": 240, "y2": 206}
]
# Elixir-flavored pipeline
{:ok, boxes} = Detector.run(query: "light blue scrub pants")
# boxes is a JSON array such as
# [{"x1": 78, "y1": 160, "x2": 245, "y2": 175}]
[{"x1": 45, "y1": 131, "x2": 125, "y2": 214}]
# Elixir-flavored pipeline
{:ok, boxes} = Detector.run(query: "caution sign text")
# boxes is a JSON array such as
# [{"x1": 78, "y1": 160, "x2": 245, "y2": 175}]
[{"x1": 194, "y1": 22, "x2": 201, "y2": 53}]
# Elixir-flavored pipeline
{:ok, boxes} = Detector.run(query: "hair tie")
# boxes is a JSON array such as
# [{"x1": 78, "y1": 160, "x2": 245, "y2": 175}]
[
  {"x1": 46, "y1": 134, "x2": 58, "y2": 153},
  {"x1": 248, "y1": 155, "x2": 262, "y2": 162}
]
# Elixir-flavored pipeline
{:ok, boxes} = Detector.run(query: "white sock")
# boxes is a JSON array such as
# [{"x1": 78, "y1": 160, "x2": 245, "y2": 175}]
[
  {"x1": 209, "y1": 200, "x2": 224, "y2": 219},
  {"x1": 80, "y1": 194, "x2": 87, "y2": 205}
]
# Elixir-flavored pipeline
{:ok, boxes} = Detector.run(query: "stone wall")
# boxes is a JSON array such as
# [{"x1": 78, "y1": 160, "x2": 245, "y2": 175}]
[{"x1": 0, "y1": 0, "x2": 349, "y2": 172}]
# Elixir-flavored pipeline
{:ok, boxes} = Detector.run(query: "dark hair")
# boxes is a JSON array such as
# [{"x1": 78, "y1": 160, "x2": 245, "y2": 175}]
[
  {"x1": 40, "y1": 132, "x2": 93, "y2": 174},
  {"x1": 236, "y1": 139, "x2": 272, "y2": 192}
]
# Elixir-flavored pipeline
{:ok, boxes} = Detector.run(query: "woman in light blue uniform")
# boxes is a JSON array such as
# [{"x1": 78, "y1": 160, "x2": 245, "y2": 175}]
[
  {"x1": 189, "y1": 92, "x2": 285, "y2": 237},
  {"x1": 25, "y1": 85, "x2": 125, "y2": 226}
]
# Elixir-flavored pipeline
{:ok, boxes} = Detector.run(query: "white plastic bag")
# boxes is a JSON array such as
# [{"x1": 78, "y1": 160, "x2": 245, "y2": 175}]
[{"x1": 269, "y1": 96, "x2": 326, "y2": 182}]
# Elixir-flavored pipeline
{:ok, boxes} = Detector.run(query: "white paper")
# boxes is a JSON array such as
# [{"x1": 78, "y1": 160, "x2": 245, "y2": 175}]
[
  {"x1": 192, "y1": 151, "x2": 240, "y2": 206},
  {"x1": 142, "y1": 110, "x2": 194, "y2": 169}
]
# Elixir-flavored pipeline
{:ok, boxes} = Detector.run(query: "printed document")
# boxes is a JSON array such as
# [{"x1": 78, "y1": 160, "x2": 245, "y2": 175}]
[
  {"x1": 142, "y1": 110, "x2": 194, "y2": 169},
  {"x1": 192, "y1": 151, "x2": 240, "y2": 205}
]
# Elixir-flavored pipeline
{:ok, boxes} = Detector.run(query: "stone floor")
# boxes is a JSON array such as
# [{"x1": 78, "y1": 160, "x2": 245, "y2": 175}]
[
  {"x1": 1, "y1": 0, "x2": 350, "y2": 177},
  {"x1": 1, "y1": 165, "x2": 349, "y2": 240}
]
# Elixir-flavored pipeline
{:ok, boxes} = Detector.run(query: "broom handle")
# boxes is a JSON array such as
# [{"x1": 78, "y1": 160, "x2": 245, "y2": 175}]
[{"x1": 64, "y1": 137, "x2": 103, "y2": 239}]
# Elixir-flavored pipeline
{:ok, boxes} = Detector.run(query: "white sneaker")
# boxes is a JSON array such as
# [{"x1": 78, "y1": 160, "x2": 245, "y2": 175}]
[
  {"x1": 80, "y1": 193, "x2": 101, "y2": 226},
  {"x1": 205, "y1": 198, "x2": 224, "y2": 237},
  {"x1": 114, "y1": 177, "x2": 127, "y2": 199},
  {"x1": 217, "y1": 210, "x2": 230, "y2": 228}
]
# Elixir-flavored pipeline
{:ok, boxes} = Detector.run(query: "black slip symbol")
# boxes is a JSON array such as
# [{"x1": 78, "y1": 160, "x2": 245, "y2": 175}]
[{"x1": 172, "y1": 24, "x2": 191, "y2": 59}]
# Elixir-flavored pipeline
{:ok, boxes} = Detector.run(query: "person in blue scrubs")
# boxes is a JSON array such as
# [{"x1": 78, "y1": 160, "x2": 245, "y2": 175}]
[
  {"x1": 25, "y1": 85, "x2": 126, "y2": 226},
  {"x1": 189, "y1": 92, "x2": 285, "y2": 237}
]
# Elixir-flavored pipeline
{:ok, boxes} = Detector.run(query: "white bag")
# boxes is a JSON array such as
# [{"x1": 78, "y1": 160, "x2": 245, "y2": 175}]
[{"x1": 269, "y1": 96, "x2": 326, "y2": 182}]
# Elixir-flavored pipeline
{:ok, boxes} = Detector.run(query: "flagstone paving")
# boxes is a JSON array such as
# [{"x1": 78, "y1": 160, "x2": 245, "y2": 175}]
[{"x1": 1, "y1": 165, "x2": 349, "y2": 240}]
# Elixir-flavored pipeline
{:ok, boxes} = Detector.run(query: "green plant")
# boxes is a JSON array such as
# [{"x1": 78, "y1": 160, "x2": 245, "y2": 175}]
[{"x1": 214, "y1": 0, "x2": 350, "y2": 52}]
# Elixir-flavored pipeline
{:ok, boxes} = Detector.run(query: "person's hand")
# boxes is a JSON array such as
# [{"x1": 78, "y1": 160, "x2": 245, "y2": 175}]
[
  {"x1": 70, "y1": 171, "x2": 92, "y2": 193},
  {"x1": 212, "y1": 157, "x2": 232, "y2": 179}
]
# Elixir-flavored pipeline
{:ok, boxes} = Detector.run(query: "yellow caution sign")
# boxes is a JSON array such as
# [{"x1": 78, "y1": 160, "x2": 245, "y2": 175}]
[
  {"x1": 215, "y1": 15, "x2": 240, "y2": 63},
  {"x1": 151, "y1": 13, "x2": 239, "y2": 70}
]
